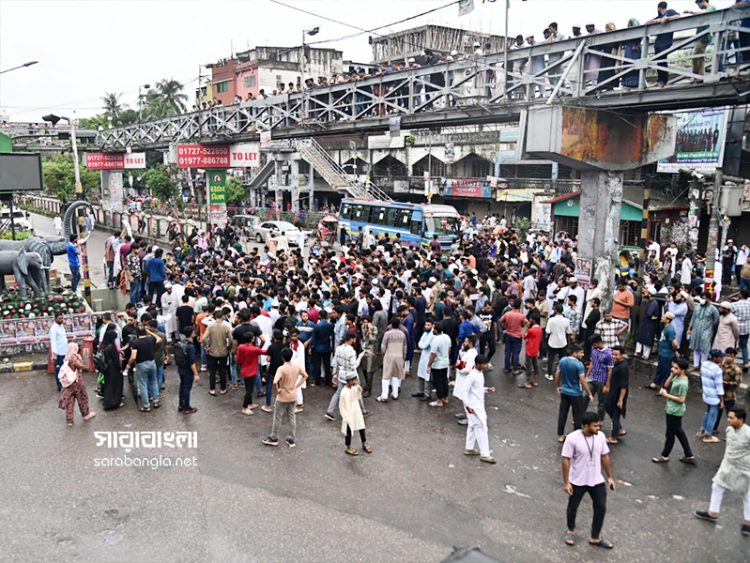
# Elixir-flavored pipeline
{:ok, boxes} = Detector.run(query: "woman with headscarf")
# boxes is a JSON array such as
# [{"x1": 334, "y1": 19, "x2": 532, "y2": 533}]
[
  {"x1": 101, "y1": 326, "x2": 124, "y2": 410},
  {"x1": 58, "y1": 343, "x2": 96, "y2": 426},
  {"x1": 596, "y1": 22, "x2": 620, "y2": 91},
  {"x1": 622, "y1": 18, "x2": 642, "y2": 88}
]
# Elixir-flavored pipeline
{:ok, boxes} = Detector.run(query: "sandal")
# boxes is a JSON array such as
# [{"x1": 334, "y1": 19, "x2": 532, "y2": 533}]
[
  {"x1": 558, "y1": 436, "x2": 566, "y2": 443},
  {"x1": 428, "y1": 400, "x2": 444, "y2": 407},
  {"x1": 219, "y1": 389, "x2": 228, "y2": 395},
  {"x1": 362, "y1": 442, "x2": 373, "y2": 454},
  {"x1": 565, "y1": 531, "x2": 576, "y2": 546},
  {"x1": 589, "y1": 539, "x2": 613, "y2": 549},
  {"x1": 375, "y1": 397, "x2": 388, "y2": 403},
  {"x1": 345, "y1": 447, "x2": 359, "y2": 456},
  {"x1": 139, "y1": 407, "x2": 151, "y2": 413},
  {"x1": 679, "y1": 456, "x2": 696, "y2": 465},
  {"x1": 607, "y1": 438, "x2": 619, "y2": 444},
  {"x1": 208, "y1": 390, "x2": 216, "y2": 397}
]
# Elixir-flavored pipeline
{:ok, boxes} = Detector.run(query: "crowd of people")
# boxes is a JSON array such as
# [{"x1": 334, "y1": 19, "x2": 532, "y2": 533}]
[{"x1": 48, "y1": 207, "x2": 750, "y2": 544}]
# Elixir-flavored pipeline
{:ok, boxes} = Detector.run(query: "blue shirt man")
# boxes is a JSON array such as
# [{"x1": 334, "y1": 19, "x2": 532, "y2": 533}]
[{"x1": 66, "y1": 235, "x2": 81, "y2": 292}]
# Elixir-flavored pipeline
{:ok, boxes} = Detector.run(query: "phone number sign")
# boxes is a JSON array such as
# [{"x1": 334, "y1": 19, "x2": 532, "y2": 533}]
[
  {"x1": 176, "y1": 143, "x2": 259, "y2": 168},
  {"x1": 176, "y1": 144, "x2": 230, "y2": 168}
]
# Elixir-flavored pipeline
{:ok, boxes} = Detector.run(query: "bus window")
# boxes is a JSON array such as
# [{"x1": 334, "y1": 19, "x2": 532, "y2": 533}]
[
  {"x1": 410, "y1": 218, "x2": 423, "y2": 235},
  {"x1": 371, "y1": 206, "x2": 387, "y2": 224},
  {"x1": 352, "y1": 204, "x2": 367, "y2": 221},
  {"x1": 341, "y1": 203, "x2": 352, "y2": 219}
]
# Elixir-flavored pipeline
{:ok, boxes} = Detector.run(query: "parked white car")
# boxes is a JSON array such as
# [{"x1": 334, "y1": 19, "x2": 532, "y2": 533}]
[
  {"x1": 254, "y1": 220, "x2": 308, "y2": 246},
  {"x1": 0, "y1": 208, "x2": 33, "y2": 233}
]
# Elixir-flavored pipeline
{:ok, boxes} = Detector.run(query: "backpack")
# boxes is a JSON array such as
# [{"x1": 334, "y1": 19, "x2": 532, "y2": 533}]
[
  {"x1": 93, "y1": 351, "x2": 109, "y2": 374},
  {"x1": 174, "y1": 338, "x2": 191, "y2": 368}
]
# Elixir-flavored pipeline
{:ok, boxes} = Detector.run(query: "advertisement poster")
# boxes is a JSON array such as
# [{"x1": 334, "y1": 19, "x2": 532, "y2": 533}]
[
  {"x1": 443, "y1": 178, "x2": 491, "y2": 198},
  {"x1": 657, "y1": 109, "x2": 728, "y2": 173},
  {"x1": 207, "y1": 170, "x2": 228, "y2": 228},
  {"x1": 0, "y1": 312, "x2": 98, "y2": 347},
  {"x1": 531, "y1": 194, "x2": 552, "y2": 231},
  {"x1": 574, "y1": 257, "x2": 592, "y2": 289}
]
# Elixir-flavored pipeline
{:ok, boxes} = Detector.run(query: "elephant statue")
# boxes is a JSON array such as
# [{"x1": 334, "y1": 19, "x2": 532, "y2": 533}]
[{"x1": 0, "y1": 250, "x2": 49, "y2": 298}]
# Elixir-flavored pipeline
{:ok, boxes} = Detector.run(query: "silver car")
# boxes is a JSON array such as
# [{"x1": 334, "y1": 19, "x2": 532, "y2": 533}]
[{"x1": 254, "y1": 220, "x2": 307, "y2": 246}]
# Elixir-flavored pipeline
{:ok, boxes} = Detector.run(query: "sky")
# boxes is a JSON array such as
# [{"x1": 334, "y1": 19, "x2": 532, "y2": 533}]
[{"x1": 0, "y1": 0, "x2": 739, "y2": 122}]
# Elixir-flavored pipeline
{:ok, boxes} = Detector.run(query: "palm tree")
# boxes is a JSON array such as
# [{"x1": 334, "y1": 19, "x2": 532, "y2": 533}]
[
  {"x1": 101, "y1": 92, "x2": 124, "y2": 119},
  {"x1": 154, "y1": 78, "x2": 188, "y2": 117}
]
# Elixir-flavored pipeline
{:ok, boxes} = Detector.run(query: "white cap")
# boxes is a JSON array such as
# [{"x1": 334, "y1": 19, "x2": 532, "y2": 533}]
[
  {"x1": 164, "y1": 281, "x2": 173, "y2": 289},
  {"x1": 473, "y1": 41, "x2": 481, "y2": 47},
  {"x1": 720, "y1": 301, "x2": 732, "y2": 309},
  {"x1": 450, "y1": 50, "x2": 458, "y2": 56}
]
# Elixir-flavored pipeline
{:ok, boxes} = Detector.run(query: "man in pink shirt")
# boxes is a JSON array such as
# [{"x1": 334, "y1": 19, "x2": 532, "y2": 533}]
[
  {"x1": 561, "y1": 411, "x2": 616, "y2": 549},
  {"x1": 500, "y1": 299, "x2": 525, "y2": 374}
]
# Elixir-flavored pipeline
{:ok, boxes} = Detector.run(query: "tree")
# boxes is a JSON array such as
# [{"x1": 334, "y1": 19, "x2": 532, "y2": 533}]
[
  {"x1": 143, "y1": 165, "x2": 178, "y2": 203},
  {"x1": 102, "y1": 92, "x2": 124, "y2": 119},
  {"x1": 153, "y1": 78, "x2": 188, "y2": 117},
  {"x1": 225, "y1": 176, "x2": 247, "y2": 205},
  {"x1": 42, "y1": 154, "x2": 99, "y2": 203}
]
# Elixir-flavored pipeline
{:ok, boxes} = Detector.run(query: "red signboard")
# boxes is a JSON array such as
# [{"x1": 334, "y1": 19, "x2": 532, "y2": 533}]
[
  {"x1": 85, "y1": 153, "x2": 125, "y2": 170},
  {"x1": 176, "y1": 144, "x2": 231, "y2": 168},
  {"x1": 444, "y1": 178, "x2": 491, "y2": 198}
]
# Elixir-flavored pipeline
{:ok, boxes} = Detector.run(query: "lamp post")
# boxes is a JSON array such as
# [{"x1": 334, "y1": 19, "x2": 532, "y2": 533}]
[
  {"x1": 138, "y1": 83, "x2": 151, "y2": 123},
  {"x1": 0, "y1": 60, "x2": 38, "y2": 75},
  {"x1": 42, "y1": 112, "x2": 91, "y2": 304},
  {"x1": 300, "y1": 27, "x2": 320, "y2": 83}
]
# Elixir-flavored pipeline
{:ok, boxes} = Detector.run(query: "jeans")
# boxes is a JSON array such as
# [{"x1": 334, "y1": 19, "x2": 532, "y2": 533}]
[
  {"x1": 740, "y1": 334, "x2": 749, "y2": 366},
  {"x1": 156, "y1": 363, "x2": 164, "y2": 388},
  {"x1": 480, "y1": 332, "x2": 497, "y2": 361},
  {"x1": 207, "y1": 355, "x2": 228, "y2": 391},
  {"x1": 106, "y1": 260, "x2": 114, "y2": 286},
  {"x1": 70, "y1": 266, "x2": 81, "y2": 292},
  {"x1": 714, "y1": 399, "x2": 736, "y2": 433},
  {"x1": 269, "y1": 400, "x2": 296, "y2": 441},
  {"x1": 243, "y1": 375, "x2": 256, "y2": 408},
  {"x1": 653, "y1": 355, "x2": 673, "y2": 387},
  {"x1": 504, "y1": 335, "x2": 522, "y2": 370},
  {"x1": 584, "y1": 380, "x2": 607, "y2": 422},
  {"x1": 567, "y1": 483, "x2": 607, "y2": 539},
  {"x1": 149, "y1": 280, "x2": 165, "y2": 307},
  {"x1": 136, "y1": 360, "x2": 159, "y2": 409},
  {"x1": 701, "y1": 403, "x2": 721, "y2": 437},
  {"x1": 130, "y1": 277, "x2": 141, "y2": 305},
  {"x1": 740, "y1": 279, "x2": 750, "y2": 293},
  {"x1": 264, "y1": 368, "x2": 275, "y2": 406},
  {"x1": 655, "y1": 43, "x2": 670, "y2": 84},
  {"x1": 54, "y1": 354, "x2": 65, "y2": 392},
  {"x1": 662, "y1": 413, "x2": 693, "y2": 457},
  {"x1": 547, "y1": 346, "x2": 567, "y2": 377},
  {"x1": 178, "y1": 367, "x2": 193, "y2": 409},
  {"x1": 558, "y1": 393, "x2": 584, "y2": 436},
  {"x1": 327, "y1": 380, "x2": 347, "y2": 415},
  {"x1": 229, "y1": 354, "x2": 239, "y2": 385}
]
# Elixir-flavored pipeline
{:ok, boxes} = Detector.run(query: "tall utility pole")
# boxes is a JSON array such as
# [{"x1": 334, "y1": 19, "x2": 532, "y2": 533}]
[
  {"x1": 704, "y1": 168, "x2": 722, "y2": 298},
  {"x1": 300, "y1": 27, "x2": 320, "y2": 84}
]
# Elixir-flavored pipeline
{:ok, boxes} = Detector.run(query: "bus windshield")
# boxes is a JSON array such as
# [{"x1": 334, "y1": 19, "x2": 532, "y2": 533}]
[{"x1": 425, "y1": 215, "x2": 460, "y2": 236}]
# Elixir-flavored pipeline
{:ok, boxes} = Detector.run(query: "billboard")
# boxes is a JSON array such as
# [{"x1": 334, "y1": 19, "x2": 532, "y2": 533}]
[
  {"x1": 0, "y1": 153, "x2": 43, "y2": 193},
  {"x1": 443, "y1": 178, "x2": 491, "y2": 198},
  {"x1": 657, "y1": 109, "x2": 728, "y2": 173},
  {"x1": 84, "y1": 152, "x2": 146, "y2": 170}
]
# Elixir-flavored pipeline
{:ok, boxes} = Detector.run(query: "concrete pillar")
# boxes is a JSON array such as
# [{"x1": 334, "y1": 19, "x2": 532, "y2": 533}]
[
  {"x1": 577, "y1": 170, "x2": 623, "y2": 312},
  {"x1": 291, "y1": 158, "x2": 300, "y2": 214}
]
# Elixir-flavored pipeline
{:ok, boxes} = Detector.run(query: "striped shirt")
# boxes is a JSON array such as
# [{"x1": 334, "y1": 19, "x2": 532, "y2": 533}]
[
  {"x1": 589, "y1": 347, "x2": 614, "y2": 383},
  {"x1": 332, "y1": 343, "x2": 357, "y2": 380}
]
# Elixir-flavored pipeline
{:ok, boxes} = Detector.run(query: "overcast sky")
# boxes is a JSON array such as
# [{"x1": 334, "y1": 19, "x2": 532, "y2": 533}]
[{"x1": 0, "y1": 0, "x2": 738, "y2": 122}]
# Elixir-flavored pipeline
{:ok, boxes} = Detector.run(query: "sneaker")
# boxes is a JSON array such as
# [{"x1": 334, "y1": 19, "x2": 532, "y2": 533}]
[
  {"x1": 702, "y1": 435, "x2": 720, "y2": 443},
  {"x1": 457, "y1": 418, "x2": 468, "y2": 426},
  {"x1": 464, "y1": 449, "x2": 480, "y2": 456},
  {"x1": 262, "y1": 437, "x2": 279, "y2": 447},
  {"x1": 545, "y1": 374, "x2": 554, "y2": 381},
  {"x1": 480, "y1": 456, "x2": 497, "y2": 464},
  {"x1": 241, "y1": 407, "x2": 255, "y2": 416},
  {"x1": 261, "y1": 405, "x2": 273, "y2": 413},
  {"x1": 324, "y1": 412, "x2": 336, "y2": 421},
  {"x1": 183, "y1": 407, "x2": 197, "y2": 414},
  {"x1": 694, "y1": 510, "x2": 718, "y2": 523},
  {"x1": 200, "y1": 365, "x2": 207, "y2": 372},
  {"x1": 285, "y1": 438, "x2": 296, "y2": 448},
  {"x1": 83, "y1": 412, "x2": 97, "y2": 421},
  {"x1": 294, "y1": 405, "x2": 304, "y2": 414}
]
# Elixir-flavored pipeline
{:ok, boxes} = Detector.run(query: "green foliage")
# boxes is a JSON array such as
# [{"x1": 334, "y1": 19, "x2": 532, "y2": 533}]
[
  {"x1": 42, "y1": 154, "x2": 99, "y2": 203},
  {"x1": 0, "y1": 231, "x2": 33, "y2": 241},
  {"x1": 225, "y1": 176, "x2": 247, "y2": 205},
  {"x1": 514, "y1": 216, "x2": 531, "y2": 240},
  {"x1": 102, "y1": 92, "x2": 124, "y2": 118},
  {"x1": 143, "y1": 165, "x2": 178, "y2": 202}
]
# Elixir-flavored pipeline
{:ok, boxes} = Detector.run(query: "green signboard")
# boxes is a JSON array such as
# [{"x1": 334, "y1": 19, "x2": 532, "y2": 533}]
[{"x1": 208, "y1": 170, "x2": 226, "y2": 206}]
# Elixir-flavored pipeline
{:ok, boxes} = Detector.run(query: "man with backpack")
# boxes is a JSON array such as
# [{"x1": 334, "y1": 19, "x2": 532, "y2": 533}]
[{"x1": 174, "y1": 326, "x2": 199, "y2": 414}]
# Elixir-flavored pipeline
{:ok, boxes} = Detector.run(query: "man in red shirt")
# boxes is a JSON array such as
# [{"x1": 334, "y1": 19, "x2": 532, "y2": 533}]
[
  {"x1": 501, "y1": 299, "x2": 526, "y2": 374},
  {"x1": 522, "y1": 315, "x2": 542, "y2": 388}
]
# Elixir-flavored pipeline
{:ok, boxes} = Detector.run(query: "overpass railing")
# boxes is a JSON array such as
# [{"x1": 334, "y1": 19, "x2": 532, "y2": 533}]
[{"x1": 97, "y1": 6, "x2": 750, "y2": 150}]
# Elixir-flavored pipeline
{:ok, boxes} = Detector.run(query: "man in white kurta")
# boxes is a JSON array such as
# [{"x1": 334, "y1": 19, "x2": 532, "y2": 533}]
[
  {"x1": 463, "y1": 354, "x2": 496, "y2": 464},
  {"x1": 160, "y1": 282, "x2": 178, "y2": 342},
  {"x1": 694, "y1": 408, "x2": 750, "y2": 534},
  {"x1": 289, "y1": 330, "x2": 306, "y2": 411},
  {"x1": 454, "y1": 335, "x2": 478, "y2": 425},
  {"x1": 415, "y1": 321, "x2": 434, "y2": 399}
]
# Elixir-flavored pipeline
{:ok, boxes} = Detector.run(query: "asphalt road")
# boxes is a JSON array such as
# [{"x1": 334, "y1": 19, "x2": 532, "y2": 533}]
[{"x1": 1, "y1": 351, "x2": 748, "y2": 562}]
